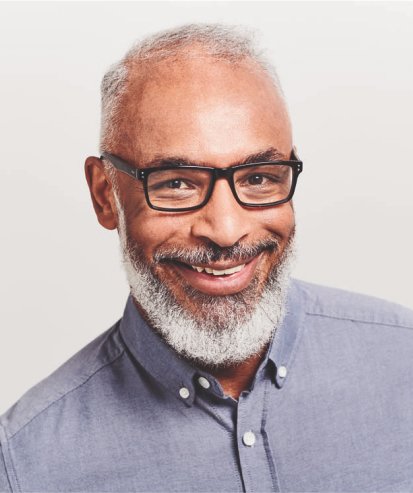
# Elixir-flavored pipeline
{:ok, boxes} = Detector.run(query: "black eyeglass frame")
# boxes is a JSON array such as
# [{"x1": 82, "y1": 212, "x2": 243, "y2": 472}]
[{"x1": 100, "y1": 150, "x2": 303, "y2": 212}]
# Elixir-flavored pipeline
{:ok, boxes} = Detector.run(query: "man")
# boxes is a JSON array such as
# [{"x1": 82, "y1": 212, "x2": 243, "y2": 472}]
[{"x1": 1, "y1": 23, "x2": 413, "y2": 493}]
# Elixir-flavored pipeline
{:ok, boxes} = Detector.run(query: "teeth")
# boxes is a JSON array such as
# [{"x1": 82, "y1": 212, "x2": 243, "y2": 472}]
[
  {"x1": 221, "y1": 264, "x2": 245, "y2": 275},
  {"x1": 191, "y1": 264, "x2": 245, "y2": 275}
]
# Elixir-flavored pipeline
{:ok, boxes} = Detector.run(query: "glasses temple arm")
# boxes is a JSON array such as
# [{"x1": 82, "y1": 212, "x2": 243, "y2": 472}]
[{"x1": 100, "y1": 152, "x2": 139, "y2": 179}]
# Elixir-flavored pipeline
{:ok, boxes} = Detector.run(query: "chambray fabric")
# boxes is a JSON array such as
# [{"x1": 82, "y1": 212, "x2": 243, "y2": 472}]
[{"x1": 1, "y1": 279, "x2": 413, "y2": 492}]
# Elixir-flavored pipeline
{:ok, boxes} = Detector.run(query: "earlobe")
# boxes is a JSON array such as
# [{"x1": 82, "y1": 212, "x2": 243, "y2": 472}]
[{"x1": 84, "y1": 156, "x2": 118, "y2": 230}]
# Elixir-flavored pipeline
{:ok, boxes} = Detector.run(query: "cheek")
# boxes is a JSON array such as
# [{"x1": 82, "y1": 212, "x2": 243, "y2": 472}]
[
  {"x1": 126, "y1": 207, "x2": 191, "y2": 259},
  {"x1": 258, "y1": 202, "x2": 295, "y2": 238}
]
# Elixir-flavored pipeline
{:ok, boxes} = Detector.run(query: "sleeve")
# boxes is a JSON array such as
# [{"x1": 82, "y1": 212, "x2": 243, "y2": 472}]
[{"x1": 0, "y1": 443, "x2": 12, "y2": 493}]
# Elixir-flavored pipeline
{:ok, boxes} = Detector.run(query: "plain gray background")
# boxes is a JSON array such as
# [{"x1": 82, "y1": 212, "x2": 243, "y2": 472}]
[{"x1": 1, "y1": 1, "x2": 412, "y2": 414}]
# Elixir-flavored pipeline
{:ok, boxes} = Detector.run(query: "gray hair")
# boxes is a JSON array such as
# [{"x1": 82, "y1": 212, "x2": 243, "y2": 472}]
[{"x1": 100, "y1": 23, "x2": 283, "y2": 152}]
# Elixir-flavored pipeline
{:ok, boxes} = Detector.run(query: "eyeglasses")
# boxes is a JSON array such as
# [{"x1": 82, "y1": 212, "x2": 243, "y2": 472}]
[{"x1": 100, "y1": 150, "x2": 303, "y2": 212}]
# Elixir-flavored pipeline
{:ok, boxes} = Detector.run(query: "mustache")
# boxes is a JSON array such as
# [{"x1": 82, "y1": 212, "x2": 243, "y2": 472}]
[{"x1": 153, "y1": 236, "x2": 280, "y2": 265}]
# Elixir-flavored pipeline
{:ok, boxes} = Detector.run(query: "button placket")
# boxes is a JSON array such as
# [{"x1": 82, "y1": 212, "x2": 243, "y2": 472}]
[{"x1": 236, "y1": 378, "x2": 279, "y2": 492}]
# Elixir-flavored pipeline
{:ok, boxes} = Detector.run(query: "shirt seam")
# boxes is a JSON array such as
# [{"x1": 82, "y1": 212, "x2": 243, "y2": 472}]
[
  {"x1": 305, "y1": 311, "x2": 413, "y2": 330},
  {"x1": 0, "y1": 423, "x2": 21, "y2": 492},
  {"x1": 261, "y1": 379, "x2": 280, "y2": 492},
  {"x1": 237, "y1": 397, "x2": 254, "y2": 493},
  {"x1": 230, "y1": 428, "x2": 245, "y2": 493},
  {"x1": 7, "y1": 349, "x2": 125, "y2": 442}
]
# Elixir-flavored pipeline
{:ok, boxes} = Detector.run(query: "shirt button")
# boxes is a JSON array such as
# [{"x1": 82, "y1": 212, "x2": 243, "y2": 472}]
[
  {"x1": 242, "y1": 431, "x2": 256, "y2": 447},
  {"x1": 278, "y1": 365, "x2": 287, "y2": 378},
  {"x1": 197, "y1": 376, "x2": 211, "y2": 389},
  {"x1": 179, "y1": 387, "x2": 190, "y2": 399}
]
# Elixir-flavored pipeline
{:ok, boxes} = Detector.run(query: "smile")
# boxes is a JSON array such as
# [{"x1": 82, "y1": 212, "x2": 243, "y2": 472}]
[{"x1": 168, "y1": 254, "x2": 263, "y2": 296}]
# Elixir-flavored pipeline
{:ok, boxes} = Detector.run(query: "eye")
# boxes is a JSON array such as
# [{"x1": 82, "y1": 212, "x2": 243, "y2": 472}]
[
  {"x1": 168, "y1": 179, "x2": 188, "y2": 189},
  {"x1": 247, "y1": 174, "x2": 265, "y2": 185}
]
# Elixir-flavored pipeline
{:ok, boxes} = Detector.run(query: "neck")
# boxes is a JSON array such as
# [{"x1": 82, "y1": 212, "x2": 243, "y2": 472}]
[{"x1": 198, "y1": 349, "x2": 267, "y2": 400}]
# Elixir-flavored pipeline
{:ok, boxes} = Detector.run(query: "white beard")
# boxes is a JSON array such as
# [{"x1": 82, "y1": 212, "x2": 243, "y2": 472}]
[{"x1": 115, "y1": 193, "x2": 295, "y2": 368}]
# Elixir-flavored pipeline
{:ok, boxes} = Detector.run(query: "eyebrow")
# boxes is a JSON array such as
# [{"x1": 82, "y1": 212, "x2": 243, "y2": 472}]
[{"x1": 141, "y1": 147, "x2": 288, "y2": 169}]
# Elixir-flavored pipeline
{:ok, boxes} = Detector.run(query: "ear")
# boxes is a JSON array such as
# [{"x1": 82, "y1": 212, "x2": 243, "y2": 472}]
[{"x1": 85, "y1": 156, "x2": 118, "y2": 230}]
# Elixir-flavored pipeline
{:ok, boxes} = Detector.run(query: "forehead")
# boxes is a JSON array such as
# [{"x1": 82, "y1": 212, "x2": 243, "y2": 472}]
[{"x1": 120, "y1": 55, "x2": 292, "y2": 167}]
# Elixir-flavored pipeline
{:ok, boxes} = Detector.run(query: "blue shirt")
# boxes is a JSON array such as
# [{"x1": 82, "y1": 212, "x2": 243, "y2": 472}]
[{"x1": 1, "y1": 279, "x2": 413, "y2": 492}]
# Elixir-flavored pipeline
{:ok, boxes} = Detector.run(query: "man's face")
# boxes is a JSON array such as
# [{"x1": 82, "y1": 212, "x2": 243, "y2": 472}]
[
  {"x1": 89, "y1": 55, "x2": 296, "y2": 365},
  {"x1": 115, "y1": 56, "x2": 294, "y2": 309}
]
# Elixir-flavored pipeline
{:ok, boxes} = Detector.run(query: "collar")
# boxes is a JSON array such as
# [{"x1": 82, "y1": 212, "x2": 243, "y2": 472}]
[
  {"x1": 119, "y1": 296, "x2": 199, "y2": 406},
  {"x1": 119, "y1": 279, "x2": 306, "y2": 404},
  {"x1": 267, "y1": 279, "x2": 307, "y2": 388}
]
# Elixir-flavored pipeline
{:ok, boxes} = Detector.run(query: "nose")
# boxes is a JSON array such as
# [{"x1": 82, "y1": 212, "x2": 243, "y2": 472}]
[{"x1": 190, "y1": 178, "x2": 252, "y2": 247}]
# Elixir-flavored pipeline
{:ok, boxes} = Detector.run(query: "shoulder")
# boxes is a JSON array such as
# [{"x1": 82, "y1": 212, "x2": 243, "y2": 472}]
[
  {"x1": 287, "y1": 280, "x2": 413, "y2": 393},
  {"x1": 291, "y1": 278, "x2": 413, "y2": 329},
  {"x1": 0, "y1": 321, "x2": 124, "y2": 441}
]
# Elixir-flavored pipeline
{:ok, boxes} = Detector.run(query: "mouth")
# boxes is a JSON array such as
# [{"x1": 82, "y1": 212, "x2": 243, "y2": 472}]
[{"x1": 164, "y1": 254, "x2": 264, "y2": 296}]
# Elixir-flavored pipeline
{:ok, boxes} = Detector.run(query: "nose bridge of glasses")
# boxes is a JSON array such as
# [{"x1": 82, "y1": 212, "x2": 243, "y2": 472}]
[
  {"x1": 212, "y1": 167, "x2": 233, "y2": 179},
  {"x1": 209, "y1": 167, "x2": 238, "y2": 200}
]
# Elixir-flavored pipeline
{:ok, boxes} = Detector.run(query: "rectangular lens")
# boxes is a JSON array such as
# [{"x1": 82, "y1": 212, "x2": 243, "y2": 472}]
[
  {"x1": 234, "y1": 164, "x2": 293, "y2": 204},
  {"x1": 147, "y1": 168, "x2": 211, "y2": 209}
]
